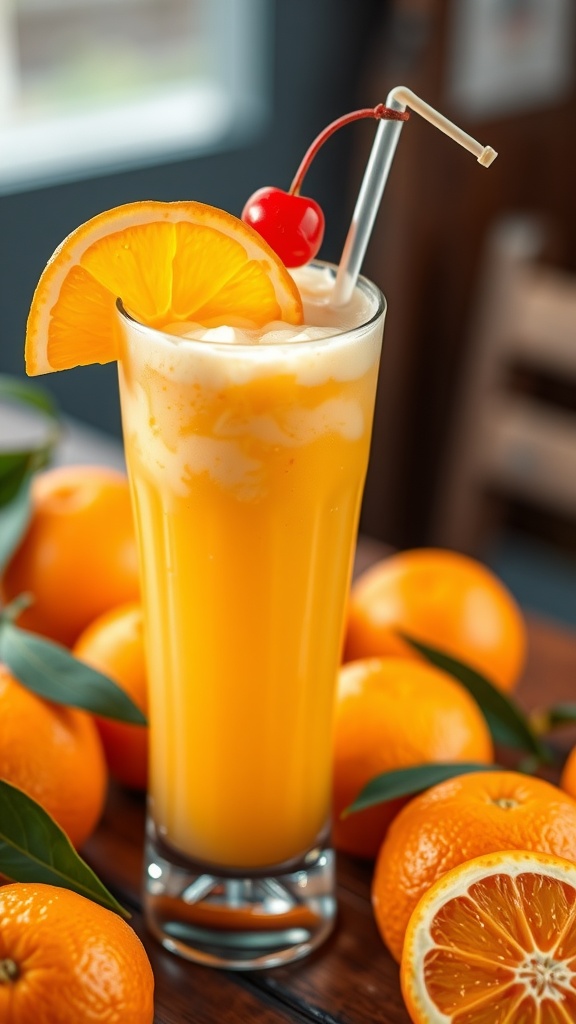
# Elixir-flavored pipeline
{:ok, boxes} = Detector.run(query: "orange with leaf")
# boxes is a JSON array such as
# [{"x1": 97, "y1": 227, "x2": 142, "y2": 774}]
[
  {"x1": 74, "y1": 602, "x2": 148, "y2": 791},
  {"x1": 345, "y1": 548, "x2": 526, "y2": 693},
  {"x1": 0, "y1": 882, "x2": 154, "y2": 1023},
  {"x1": 372, "y1": 770, "x2": 576, "y2": 963},
  {"x1": 332, "y1": 657, "x2": 493, "y2": 859},
  {"x1": 0, "y1": 663, "x2": 107, "y2": 848},
  {"x1": 2, "y1": 464, "x2": 140, "y2": 648}
]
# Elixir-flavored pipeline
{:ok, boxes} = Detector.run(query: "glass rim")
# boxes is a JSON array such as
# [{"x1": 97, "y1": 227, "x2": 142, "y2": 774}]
[{"x1": 115, "y1": 261, "x2": 386, "y2": 358}]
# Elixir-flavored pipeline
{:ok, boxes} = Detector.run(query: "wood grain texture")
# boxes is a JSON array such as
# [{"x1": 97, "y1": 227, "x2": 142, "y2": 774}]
[{"x1": 84, "y1": 789, "x2": 410, "y2": 1024}]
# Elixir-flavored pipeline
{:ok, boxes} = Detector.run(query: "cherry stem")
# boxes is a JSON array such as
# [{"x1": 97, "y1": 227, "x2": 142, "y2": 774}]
[{"x1": 289, "y1": 104, "x2": 410, "y2": 196}]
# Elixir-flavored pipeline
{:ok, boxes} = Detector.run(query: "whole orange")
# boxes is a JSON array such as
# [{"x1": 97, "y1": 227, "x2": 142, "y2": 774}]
[
  {"x1": 332, "y1": 657, "x2": 493, "y2": 859},
  {"x1": 2, "y1": 465, "x2": 140, "y2": 647},
  {"x1": 74, "y1": 602, "x2": 148, "y2": 791},
  {"x1": 345, "y1": 548, "x2": 526, "y2": 692},
  {"x1": 0, "y1": 664, "x2": 107, "y2": 848},
  {"x1": 372, "y1": 769, "x2": 576, "y2": 962},
  {"x1": 0, "y1": 882, "x2": 154, "y2": 1023}
]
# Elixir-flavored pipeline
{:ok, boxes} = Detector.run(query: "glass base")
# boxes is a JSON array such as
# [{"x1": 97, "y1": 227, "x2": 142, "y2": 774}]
[{"x1": 143, "y1": 822, "x2": 337, "y2": 970}]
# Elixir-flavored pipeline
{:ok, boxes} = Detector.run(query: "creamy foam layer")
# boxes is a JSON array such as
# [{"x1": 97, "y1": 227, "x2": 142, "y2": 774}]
[
  {"x1": 120, "y1": 264, "x2": 383, "y2": 388},
  {"x1": 118, "y1": 264, "x2": 385, "y2": 499},
  {"x1": 163, "y1": 266, "x2": 377, "y2": 348},
  {"x1": 123, "y1": 385, "x2": 367, "y2": 499}
]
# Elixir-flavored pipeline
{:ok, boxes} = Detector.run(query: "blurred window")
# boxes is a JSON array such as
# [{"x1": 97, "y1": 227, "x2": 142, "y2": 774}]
[{"x1": 0, "y1": 0, "x2": 270, "y2": 193}]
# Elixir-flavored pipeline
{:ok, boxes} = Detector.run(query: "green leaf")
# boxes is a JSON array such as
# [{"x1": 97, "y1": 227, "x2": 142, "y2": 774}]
[
  {"x1": 0, "y1": 778, "x2": 128, "y2": 917},
  {"x1": 0, "y1": 453, "x2": 35, "y2": 507},
  {"x1": 540, "y1": 704, "x2": 576, "y2": 730},
  {"x1": 0, "y1": 444, "x2": 56, "y2": 491},
  {"x1": 344, "y1": 762, "x2": 498, "y2": 816},
  {"x1": 400, "y1": 633, "x2": 548, "y2": 761},
  {"x1": 0, "y1": 374, "x2": 59, "y2": 419},
  {"x1": 0, "y1": 619, "x2": 147, "y2": 726},
  {"x1": 0, "y1": 376, "x2": 61, "y2": 509},
  {"x1": 0, "y1": 474, "x2": 32, "y2": 572}
]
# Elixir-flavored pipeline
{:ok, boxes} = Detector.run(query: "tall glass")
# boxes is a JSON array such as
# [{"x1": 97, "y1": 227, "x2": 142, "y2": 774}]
[{"x1": 116, "y1": 263, "x2": 385, "y2": 969}]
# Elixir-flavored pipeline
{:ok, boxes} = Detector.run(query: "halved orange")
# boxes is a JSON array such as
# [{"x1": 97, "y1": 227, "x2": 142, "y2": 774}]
[
  {"x1": 401, "y1": 849, "x2": 576, "y2": 1024},
  {"x1": 25, "y1": 200, "x2": 304, "y2": 376}
]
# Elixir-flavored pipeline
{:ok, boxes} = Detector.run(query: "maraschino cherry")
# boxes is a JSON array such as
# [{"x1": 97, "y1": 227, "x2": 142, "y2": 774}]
[{"x1": 242, "y1": 104, "x2": 409, "y2": 268}]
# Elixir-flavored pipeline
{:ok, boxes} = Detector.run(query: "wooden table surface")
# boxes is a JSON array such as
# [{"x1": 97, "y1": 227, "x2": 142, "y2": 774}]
[{"x1": 82, "y1": 536, "x2": 576, "y2": 1024}]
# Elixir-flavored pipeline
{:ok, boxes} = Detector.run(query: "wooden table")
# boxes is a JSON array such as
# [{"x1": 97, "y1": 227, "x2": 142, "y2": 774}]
[{"x1": 82, "y1": 536, "x2": 576, "y2": 1024}]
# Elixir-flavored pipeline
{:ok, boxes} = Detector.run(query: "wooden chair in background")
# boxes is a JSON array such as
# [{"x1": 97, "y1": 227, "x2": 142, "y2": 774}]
[{"x1": 433, "y1": 215, "x2": 576, "y2": 555}]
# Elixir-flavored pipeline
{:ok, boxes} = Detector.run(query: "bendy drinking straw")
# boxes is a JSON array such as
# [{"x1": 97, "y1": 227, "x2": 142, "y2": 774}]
[{"x1": 332, "y1": 86, "x2": 498, "y2": 306}]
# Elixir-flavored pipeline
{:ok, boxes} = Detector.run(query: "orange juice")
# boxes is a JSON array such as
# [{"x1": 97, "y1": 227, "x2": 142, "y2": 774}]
[{"x1": 117, "y1": 264, "x2": 384, "y2": 870}]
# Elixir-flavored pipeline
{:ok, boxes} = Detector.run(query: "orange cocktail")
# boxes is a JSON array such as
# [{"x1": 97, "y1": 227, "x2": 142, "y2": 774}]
[
  {"x1": 117, "y1": 265, "x2": 384, "y2": 875},
  {"x1": 22, "y1": 192, "x2": 386, "y2": 967},
  {"x1": 23, "y1": 85, "x2": 496, "y2": 971}
]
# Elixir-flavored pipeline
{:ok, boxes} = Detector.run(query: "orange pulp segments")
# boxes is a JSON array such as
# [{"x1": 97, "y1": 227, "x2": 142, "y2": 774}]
[
  {"x1": 401, "y1": 849, "x2": 576, "y2": 1024},
  {"x1": 25, "y1": 200, "x2": 304, "y2": 375}
]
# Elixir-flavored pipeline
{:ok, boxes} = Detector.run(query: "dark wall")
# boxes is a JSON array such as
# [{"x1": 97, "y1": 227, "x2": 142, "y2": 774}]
[
  {"x1": 357, "y1": 0, "x2": 576, "y2": 549},
  {"x1": 0, "y1": 0, "x2": 388, "y2": 437}
]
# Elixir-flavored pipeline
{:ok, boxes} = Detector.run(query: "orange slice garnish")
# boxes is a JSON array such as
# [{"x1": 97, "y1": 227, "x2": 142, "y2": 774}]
[
  {"x1": 25, "y1": 200, "x2": 304, "y2": 376},
  {"x1": 401, "y1": 849, "x2": 576, "y2": 1024}
]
